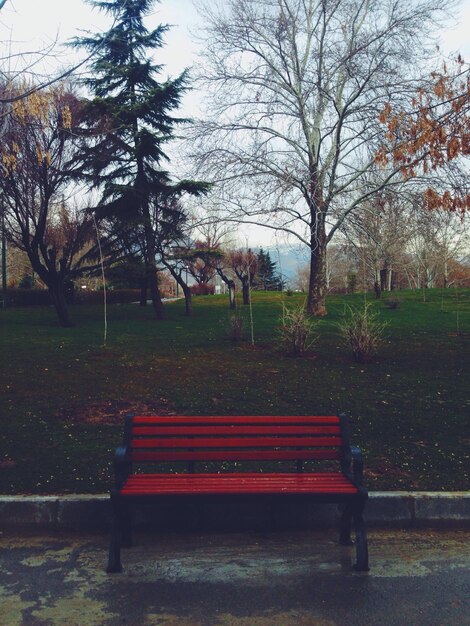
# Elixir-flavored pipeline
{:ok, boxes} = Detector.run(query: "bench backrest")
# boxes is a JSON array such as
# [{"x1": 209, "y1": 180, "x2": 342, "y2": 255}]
[{"x1": 123, "y1": 415, "x2": 352, "y2": 473}]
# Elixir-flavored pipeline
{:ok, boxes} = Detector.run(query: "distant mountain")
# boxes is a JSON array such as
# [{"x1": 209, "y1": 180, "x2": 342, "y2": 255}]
[{"x1": 263, "y1": 243, "x2": 309, "y2": 283}]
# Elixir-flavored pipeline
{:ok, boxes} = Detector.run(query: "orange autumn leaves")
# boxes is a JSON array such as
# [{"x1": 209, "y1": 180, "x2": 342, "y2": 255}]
[{"x1": 376, "y1": 58, "x2": 469, "y2": 213}]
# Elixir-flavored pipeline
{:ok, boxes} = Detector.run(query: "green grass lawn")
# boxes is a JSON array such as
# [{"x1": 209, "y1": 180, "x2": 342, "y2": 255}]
[{"x1": 0, "y1": 288, "x2": 469, "y2": 494}]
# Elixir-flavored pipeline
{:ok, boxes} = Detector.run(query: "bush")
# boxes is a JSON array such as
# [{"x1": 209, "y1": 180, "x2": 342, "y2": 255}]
[
  {"x1": 339, "y1": 303, "x2": 387, "y2": 362},
  {"x1": 279, "y1": 303, "x2": 317, "y2": 356},
  {"x1": 4, "y1": 288, "x2": 142, "y2": 307},
  {"x1": 225, "y1": 311, "x2": 244, "y2": 341},
  {"x1": 6, "y1": 288, "x2": 52, "y2": 306},
  {"x1": 347, "y1": 272, "x2": 358, "y2": 294},
  {"x1": 75, "y1": 289, "x2": 140, "y2": 305},
  {"x1": 190, "y1": 283, "x2": 215, "y2": 296},
  {"x1": 385, "y1": 295, "x2": 401, "y2": 309},
  {"x1": 18, "y1": 275, "x2": 35, "y2": 289}
]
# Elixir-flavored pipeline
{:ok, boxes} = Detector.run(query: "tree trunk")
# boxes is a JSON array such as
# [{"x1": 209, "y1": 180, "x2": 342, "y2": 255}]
[
  {"x1": 182, "y1": 283, "x2": 192, "y2": 316},
  {"x1": 374, "y1": 269, "x2": 381, "y2": 298},
  {"x1": 425, "y1": 268, "x2": 434, "y2": 289},
  {"x1": 380, "y1": 268, "x2": 387, "y2": 291},
  {"x1": 161, "y1": 259, "x2": 192, "y2": 316},
  {"x1": 228, "y1": 281, "x2": 236, "y2": 310},
  {"x1": 216, "y1": 268, "x2": 236, "y2": 309},
  {"x1": 141, "y1": 204, "x2": 165, "y2": 319},
  {"x1": 325, "y1": 256, "x2": 331, "y2": 291},
  {"x1": 148, "y1": 265, "x2": 165, "y2": 319},
  {"x1": 307, "y1": 220, "x2": 327, "y2": 316},
  {"x1": 241, "y1": 279, "x2": 250, "y2": 305},
  {"x1": 443, "y1": 259, "x2": 449, "y2": 288},
  {"x1": 48, "y1": 280, "x2": 71, "y2": 327},
  {"x1": 139, "y1": 274, "x2": 148, "y2": 306},
  {"x1": 1, "y1": 215, "x2": 7, "y2": 308},
  {"x1": 135, "y1": 106, "x2": 164, "y2": 319}
]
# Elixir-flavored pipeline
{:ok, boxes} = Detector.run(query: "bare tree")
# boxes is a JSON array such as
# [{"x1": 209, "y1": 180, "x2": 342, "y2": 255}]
[
  {"x1": 229, "y1": 248, "x2": 258, "y2": 305},
  {"x1": 184, "y1": 216, "x2": 238, "y2": 309},
  {"x1": 215, "y1": 256, "x2": 237, "y2": 309},
  {"x1": 407, "y1": 201, "x2": 470, "y2": 289},
  {"x1": 338, "y1": 187, "x2": 470, "y2": 292},
  {"x1": 191, "y1": 0, "x2": 453, "y2": 315},
  {"x1": 0, "y1": 83, "x2": 108, "y2": 326},
  {"x1": 324, "y1": 244, "x2": 353, "y2": 293},
  {"x1": 343, "y1": 190, "x2": 412, "y2": 296}
]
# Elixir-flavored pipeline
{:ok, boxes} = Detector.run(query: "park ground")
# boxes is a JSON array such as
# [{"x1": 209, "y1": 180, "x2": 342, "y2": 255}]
[{"x1": 0, "y1": 288, "x2": 469, "y2": 494}]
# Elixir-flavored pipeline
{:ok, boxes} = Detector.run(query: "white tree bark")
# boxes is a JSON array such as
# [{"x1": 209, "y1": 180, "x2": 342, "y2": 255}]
[{"x1": 190, "y1": 0, "x2": 453, "y2": 313}]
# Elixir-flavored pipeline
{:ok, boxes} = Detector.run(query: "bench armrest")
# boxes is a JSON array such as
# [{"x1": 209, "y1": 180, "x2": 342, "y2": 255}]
[
  {"x1": 114, "y1": 445, "x2": 131, "y2": 489},
  {"x1": 351, "y1": 446, "x2": 364, "y2": 485}
]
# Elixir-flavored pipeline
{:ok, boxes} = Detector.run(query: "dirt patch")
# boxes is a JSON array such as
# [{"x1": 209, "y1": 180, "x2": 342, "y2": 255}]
[
  {"x1": 367, "y1": 456, "x2": 414, "y2": 481},
  {"x1": 235, "y1": 342, "x2": 273, "y2": 351},
  {"x1": 85, "y1": 349, "x2": 121, "y2": 361},
  {"x1": 0, "y1": 459, "x2": 17, "y2": 469},
  {"x1": 55, "y1": 398, "x2": 177, "y2": 425}
]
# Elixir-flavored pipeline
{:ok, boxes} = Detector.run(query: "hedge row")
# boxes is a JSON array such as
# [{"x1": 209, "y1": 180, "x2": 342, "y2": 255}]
[
  {"x1": 190, "y1": 283, "x2": 215, "y2": 296},
  {"x1": 75, "y1": 289, "x2": 140, "y2": 305},
  {"x1": 3, "y1": 289, "x2": 52, "y2": 306},
  {"x1": 2, "y1": 289, "x2": 141, "y2": 307}
]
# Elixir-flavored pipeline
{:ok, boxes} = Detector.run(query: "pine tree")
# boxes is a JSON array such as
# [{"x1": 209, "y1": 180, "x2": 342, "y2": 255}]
[
  {"x1": 256, "y1": 249, "x2": 282, "y2": 290},
  {"x1": 72, "y1": 0, "x2": 209, "y2": 318}
]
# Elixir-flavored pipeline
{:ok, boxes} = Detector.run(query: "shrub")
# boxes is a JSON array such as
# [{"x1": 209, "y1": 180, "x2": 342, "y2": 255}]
[
  {"x1": 18, "y1": 275, "x2": 35, "y2": 289},
  {"x1": 347, "y1": 272, "x2": 358, "y2": 294},
  {"x1": 6, "y1": 288, "x2": 51, "y2": 306},
  {"x1": 190, "y1": 283, "x2": 215, "y2": 296},
  {"x1": 226, "y1": 311, "x2": 244, "y2": 341},
  {"x1": 74, "y1": 289, "x2": 140, "y2": 305},
  {"x1": 5, "y1": 287, "x2": 142, "y2": 307},
  {"x1": 339, "y1": 303, "x2": 387, "y2": 362},
  {"x1": 385, "y1": 295, "x2": 401, "y2": 309},
  {"x1": 279, "y1": 303, "x2": 317, "y2": 356}
]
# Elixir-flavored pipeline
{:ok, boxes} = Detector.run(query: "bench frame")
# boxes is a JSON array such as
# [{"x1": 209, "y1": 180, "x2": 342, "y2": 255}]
[{"x1": 106, "y1": 414, "x2": 369, "y2": 573}]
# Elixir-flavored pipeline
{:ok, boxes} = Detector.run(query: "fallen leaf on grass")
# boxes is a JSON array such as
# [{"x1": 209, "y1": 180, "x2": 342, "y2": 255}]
[
  {"x1": 0, "y1": 460, "x2": 17, "y2": 469},
  {"x1": 53, "y1": 397, "x2": 176, "y2": 425}
]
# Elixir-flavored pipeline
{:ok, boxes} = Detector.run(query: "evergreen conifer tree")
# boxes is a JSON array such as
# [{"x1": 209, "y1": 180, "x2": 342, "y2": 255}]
[
  {"x1": 256, "y1": 248, "x2": 282, "y2": 290},
  {"x1": 72, "y1": 0, "x2": 209, "y2": 317}
]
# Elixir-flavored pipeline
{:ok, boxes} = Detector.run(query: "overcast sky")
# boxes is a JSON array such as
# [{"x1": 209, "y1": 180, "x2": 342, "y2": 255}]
[
  {"x1": 1, "y1": 0, "x2": 469, "y2": 248},
  {"x1": 1, "y1": 0, "x2": 201, "y2": 100},
  {"x1": 3, "y1": 0, "x2": 469, "y2": 110}
]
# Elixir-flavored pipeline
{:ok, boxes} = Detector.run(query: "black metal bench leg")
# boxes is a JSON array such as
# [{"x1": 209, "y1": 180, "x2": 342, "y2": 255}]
[
  {"x1": 121, "y1": 502, "x2": 133, "y2": 548},
  {"x1": 106, "y1": 493, "x2": 123, "y2": 573},
  {"x1": 339, "y1": 503, "x2": 354, "y2": 546},
  {"x1": 353, "y1": 498, "x2": 369, "y2": 572}
]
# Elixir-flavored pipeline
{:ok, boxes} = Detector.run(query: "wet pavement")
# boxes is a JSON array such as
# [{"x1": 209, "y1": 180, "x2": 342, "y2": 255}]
[{"x1": 1, "y1": 528, "x2": 469, "y2": 625}]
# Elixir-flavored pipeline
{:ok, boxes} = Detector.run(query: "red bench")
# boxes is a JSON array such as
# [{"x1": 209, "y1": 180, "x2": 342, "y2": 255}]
[{"x1": 106, "y1": 414, "x2": 369, "y2": 572}]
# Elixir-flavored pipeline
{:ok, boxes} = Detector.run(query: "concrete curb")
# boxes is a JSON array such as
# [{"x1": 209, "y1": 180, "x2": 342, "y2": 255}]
[{"x1": 1, "y1": 492, "x2": 469, "y2": 532}]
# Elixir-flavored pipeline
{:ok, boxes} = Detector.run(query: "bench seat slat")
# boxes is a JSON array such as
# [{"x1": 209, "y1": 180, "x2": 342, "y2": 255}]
[
  {"x1": 130, "y1": 436, "x2": 341, "y2": 449},
  {"x1": 132, "y1": 425, "x2": 341, "y2": 436},
  {"x1": 119, "y1": 472, "x2": 358, "y2": 496},
  {"x1": 130, "y1": 449, "x2": 341, "y2": 462},
  {"x1": 132, "y1": 415, "x2": 340, "y2": 425},
  {"x1": 128, "y1": 472, "x2": 345, "y2": 478}
]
